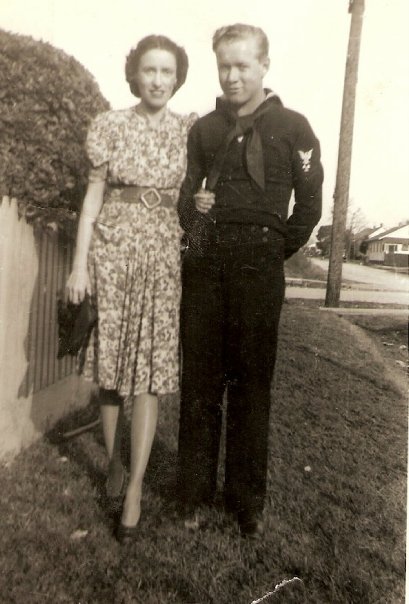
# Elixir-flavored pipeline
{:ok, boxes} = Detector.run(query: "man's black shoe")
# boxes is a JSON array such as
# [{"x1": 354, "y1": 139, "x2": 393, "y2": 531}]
[
  {"x1": 238, "y1": 514, "x2": 264, "y2": 538},
  {"x1": 177, "y1": 502, "x2": 206, "y2": 530}
]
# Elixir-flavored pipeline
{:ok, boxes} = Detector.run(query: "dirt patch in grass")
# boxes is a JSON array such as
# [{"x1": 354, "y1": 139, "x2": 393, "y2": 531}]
[
  {"x1": 0, "y1": 306, "x2": 406, "y2": 603},
  {"x1": 341, "y1": 314, "x2": 408, "y2": 393},
  {"x1": 346, "y1": 314, "x2": 408, "y2": 347}
]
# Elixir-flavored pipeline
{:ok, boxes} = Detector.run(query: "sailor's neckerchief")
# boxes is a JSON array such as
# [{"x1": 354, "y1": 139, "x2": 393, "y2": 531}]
[{"x1": 207, "y1": 90, "x2": 282, "y2": 192}]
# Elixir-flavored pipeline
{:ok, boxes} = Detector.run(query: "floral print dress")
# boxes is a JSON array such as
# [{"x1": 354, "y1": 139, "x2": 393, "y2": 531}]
[{"x1": 81, "y1": 107, "x2": 197, "y2": 397}]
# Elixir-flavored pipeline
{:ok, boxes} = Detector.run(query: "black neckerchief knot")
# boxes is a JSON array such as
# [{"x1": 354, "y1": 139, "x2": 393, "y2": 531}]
[{"x1": 207, "y1": 91, "x2": 282, "y2": 191}]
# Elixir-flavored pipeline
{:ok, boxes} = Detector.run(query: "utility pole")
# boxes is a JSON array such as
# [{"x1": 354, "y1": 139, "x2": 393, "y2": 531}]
[{"x1": 325, "y1": 0, "x2": 365, "y2": 307}]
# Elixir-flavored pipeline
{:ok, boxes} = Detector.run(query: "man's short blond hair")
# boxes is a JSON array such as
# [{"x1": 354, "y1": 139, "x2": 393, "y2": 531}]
[{"x1": 212, "y1": 24, "x2": 269, "y2": 59}]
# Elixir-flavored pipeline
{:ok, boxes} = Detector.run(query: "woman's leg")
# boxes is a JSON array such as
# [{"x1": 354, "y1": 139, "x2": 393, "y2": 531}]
[
  {"x1": 99, "y1": 388, "x2": 125, "y2": 496},
  {"x1": 120, "y1": 392, "x2": 158, "y2": 527}
]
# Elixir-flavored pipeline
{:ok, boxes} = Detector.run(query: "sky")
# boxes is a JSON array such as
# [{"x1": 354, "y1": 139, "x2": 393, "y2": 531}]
[{"x1": 1, "y1": 0, "x2": 408, "y2": 231}]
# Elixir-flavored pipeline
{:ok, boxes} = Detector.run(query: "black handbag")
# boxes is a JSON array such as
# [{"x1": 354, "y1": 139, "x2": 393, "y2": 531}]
[{"x1": 57, "y1": 294, "x2": 98, "y2": 359}]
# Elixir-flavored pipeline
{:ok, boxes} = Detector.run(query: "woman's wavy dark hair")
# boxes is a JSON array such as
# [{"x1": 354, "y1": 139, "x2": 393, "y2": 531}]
[{"x1": 125, "y1": 35, "x2": 189, "y2": 98}]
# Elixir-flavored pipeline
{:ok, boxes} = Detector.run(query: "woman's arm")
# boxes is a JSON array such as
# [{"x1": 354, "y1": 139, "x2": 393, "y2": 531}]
[
  {"x1": 177, "y1": 122, "x2": 207, "y2": 230},
  {"x1": 66, "y1": 180, "x2": 105, "y2": 304}
]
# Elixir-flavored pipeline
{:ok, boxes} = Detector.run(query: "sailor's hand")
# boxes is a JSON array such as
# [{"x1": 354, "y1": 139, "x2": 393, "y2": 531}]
[{"x1": 194, "y1": 188, "x2": 215, "y2": 214}]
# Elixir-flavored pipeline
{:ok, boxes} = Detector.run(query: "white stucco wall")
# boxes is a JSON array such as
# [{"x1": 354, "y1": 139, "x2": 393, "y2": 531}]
[{"x1": 0, "y1": 197, "x2": 91, "y2": 460}]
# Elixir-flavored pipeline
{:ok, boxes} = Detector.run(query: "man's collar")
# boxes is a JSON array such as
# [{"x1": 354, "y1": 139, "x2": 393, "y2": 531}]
[
  {"x1": 207, "y1": 90, "x2": 283, "y2": 192},
  {"x1": 215, "y1": 89, "x2": 282, "y2": 116}
]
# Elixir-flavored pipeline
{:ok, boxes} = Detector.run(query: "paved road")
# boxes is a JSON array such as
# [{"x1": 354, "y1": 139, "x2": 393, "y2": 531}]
[{"x1": 310, "y1": 258, "x2": 409, "y2": 292}]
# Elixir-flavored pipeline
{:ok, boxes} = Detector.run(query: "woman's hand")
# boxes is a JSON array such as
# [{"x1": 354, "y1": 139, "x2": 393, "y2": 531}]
[
  {"x1": 66, "y1": 268, "x2": 91, "y2": 304},
  {"x1": 66, "y1": 180, "x2": 104, "y2": 304},
  {"x1": 194, "y1": 188, "x2": 215, "y2": 214}
]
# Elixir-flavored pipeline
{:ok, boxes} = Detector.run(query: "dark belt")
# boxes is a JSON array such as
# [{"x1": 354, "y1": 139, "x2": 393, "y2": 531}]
[
  {"x1": 111, "y1": 185, "x2": 175, "y2": 209},
  {"x1": 209, "y1": 222, "x2": 278, "y2": 247}
]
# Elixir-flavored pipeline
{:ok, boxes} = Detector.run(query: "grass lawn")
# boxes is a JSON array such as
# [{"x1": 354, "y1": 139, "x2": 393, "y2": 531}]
[
  {"x1": 284, "y1": 252, "x2": 327, "y2": 281},
  {"x1": 0, "y1": 304, "x2": 406, "y2": 603}
]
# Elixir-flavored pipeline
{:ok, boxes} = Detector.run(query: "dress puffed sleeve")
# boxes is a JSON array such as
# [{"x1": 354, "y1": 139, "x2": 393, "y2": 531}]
[{"x1": 86, "y1": 111, "x2": 112, "y2": 183}]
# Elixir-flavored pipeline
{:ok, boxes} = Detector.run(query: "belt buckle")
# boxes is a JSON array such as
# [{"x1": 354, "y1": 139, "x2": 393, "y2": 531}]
[{"x1": 140, "y1": 187, "x2": 161, "y2": 209}]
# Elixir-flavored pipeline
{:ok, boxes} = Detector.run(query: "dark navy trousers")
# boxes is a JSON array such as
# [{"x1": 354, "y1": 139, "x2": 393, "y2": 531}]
[{"x1": 177, "y1": 224, "x2": 285, "y2": 518}]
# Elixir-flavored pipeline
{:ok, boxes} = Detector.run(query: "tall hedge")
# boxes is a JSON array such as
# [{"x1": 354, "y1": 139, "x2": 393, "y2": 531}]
[{"x1": 0, "y1": 29, "x2": 110, "y2": 234}]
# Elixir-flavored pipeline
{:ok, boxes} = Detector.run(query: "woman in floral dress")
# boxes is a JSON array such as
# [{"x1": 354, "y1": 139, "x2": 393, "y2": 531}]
[{"x1": 66, "y1": 35, "x2": 196, "y2": 542}]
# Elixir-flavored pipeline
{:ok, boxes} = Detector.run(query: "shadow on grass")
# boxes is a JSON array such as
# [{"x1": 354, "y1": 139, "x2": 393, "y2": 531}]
[
  {"x1": 44, "y1": 390, "x2": 179, "y2": 518},
  {"x1": 45, "y1": 391, "x2": 106, "y2": 506}
]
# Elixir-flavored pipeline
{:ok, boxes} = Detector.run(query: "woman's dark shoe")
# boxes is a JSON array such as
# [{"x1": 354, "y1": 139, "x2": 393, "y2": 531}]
[
  {"x1": 106, "y1": 464, "x2": 126, "y2": 497},
  {"x1": 105, "y1": 467, "x2": 126, "y2": 515},
  {"x1": 116, "y1": 522, "x2": 138, "y2": 544},
  {"x1": 117, "y1": 483, "x2": 142, "y2": 541}
]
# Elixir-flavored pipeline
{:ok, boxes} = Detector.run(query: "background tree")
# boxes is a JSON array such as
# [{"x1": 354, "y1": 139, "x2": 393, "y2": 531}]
[
  {"x1": 345, "y1": 203, "x2": 368, "y2": 259},
  {"x1": 0, "y1": 29, "x2": 110, "y2": 235}
]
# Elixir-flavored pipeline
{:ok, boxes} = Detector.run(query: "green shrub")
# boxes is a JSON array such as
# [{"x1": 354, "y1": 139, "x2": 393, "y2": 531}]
[{"x1": 0, "y1": 29, "x2": 110, "y2": 235}]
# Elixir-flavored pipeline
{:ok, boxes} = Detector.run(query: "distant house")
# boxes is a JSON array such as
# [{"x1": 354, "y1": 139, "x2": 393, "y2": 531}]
[
  {"x1": 350, "y1": 226, "x2": 380, "y2": 259},
  {"x1": 364, "y1": 222, "x2": 409, "y2": 267}
]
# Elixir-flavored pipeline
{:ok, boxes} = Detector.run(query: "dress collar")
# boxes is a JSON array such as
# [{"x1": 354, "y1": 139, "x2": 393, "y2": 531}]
[{"x1": 132, "y1": 104, "x2": 169, "y2": 128}]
